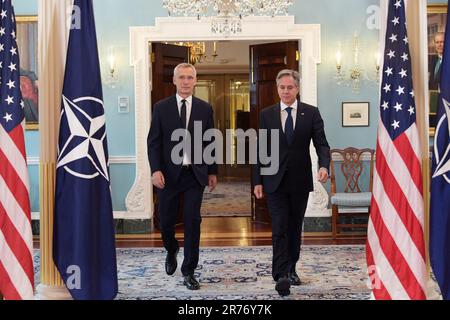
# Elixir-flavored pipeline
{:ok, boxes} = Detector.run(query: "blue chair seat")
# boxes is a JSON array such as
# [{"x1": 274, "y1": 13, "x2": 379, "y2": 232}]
[
  {"x1": 330, "y1": 192, "x2": 372, "y2": 207},
  {"x1": 330, "y1": 147, "x2": 375, "y2": 238}
]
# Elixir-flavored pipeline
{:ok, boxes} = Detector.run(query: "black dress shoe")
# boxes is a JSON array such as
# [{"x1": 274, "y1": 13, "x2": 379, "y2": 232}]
[
  {"x1": 183, "y1": 274, "x2": 200, "y2": 290},
  {"x1": 275, "y1": 277, "x2": 291, "y2": 296},
  {"x1": 288, "y1": 272, "x2": 301, "y2": 286},
  {"x1": 165, "y1": 248, "x2": 179, "y2": 275}
]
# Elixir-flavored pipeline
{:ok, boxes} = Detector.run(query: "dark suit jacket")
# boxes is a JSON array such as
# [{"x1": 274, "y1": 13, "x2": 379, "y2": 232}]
[
  {"x1": 147, "y1": 95, "x2": 218, "y2": 187},
  {"x1": 253, "y1": 101, "x2": 330, "y2": 194},
  {"x1": 429, "y1": 54, "x2": 442, "y2": 91}
]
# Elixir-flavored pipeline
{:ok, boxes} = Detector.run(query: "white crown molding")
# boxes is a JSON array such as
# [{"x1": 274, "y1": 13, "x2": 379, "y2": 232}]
[{"x1": 129, "y1": 15, "x2": 324, "y2": 219}]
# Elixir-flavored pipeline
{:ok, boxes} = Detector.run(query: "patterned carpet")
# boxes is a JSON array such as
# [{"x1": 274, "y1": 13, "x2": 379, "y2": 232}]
[
  {"x1": 34, "y1": 245, "x2": 377, "y2": 300},
  {"x1": 201, "y1": 181, "x2": 251, "y2": 217}
]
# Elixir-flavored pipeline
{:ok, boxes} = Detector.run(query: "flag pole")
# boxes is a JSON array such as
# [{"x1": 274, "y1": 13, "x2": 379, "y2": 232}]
[
  {"x1": 35, "y1": 0, "x2": 73, "y2": 300},
  {"x1": 405, "y1": 0, "x2": 432, "y2": 296}
]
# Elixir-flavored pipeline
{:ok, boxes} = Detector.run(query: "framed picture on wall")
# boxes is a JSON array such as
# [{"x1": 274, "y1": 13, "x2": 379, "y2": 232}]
[
  {"x1": 16, "y1": 16, "x2": 39, "y2": 130},
  {"x1": 427, "y1": 4, "x2": 447, "y2": 136},
  {"x1": 342, "y1": 102, "x2": 369, "y2": 127}
]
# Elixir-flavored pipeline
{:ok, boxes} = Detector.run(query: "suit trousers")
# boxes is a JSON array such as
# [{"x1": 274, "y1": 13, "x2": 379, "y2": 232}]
[
  {"x1": 266, "y1": 172, "x2": 309, "y2": 281},
  {"x1": 157, "y1": 167, "x2": 204, "y2": 276}
]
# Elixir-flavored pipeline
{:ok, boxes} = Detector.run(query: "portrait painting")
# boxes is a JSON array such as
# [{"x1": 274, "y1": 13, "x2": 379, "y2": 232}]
[
  {"x1": 427, "y1": 5, "x2": 447, "y2": 135},
  {"x1": 16, "y1": 16, "x2": 38, "y2": 130}
]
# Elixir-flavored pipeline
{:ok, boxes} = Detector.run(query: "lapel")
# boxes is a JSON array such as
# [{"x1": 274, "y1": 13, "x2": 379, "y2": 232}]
[
  {"x1": 170, "y1": 95, "x2": 183, "y2": 129},
  {"x1": 274, "y1": 103, "x2": 288, "y2": 149},
  {"x1": 293, "y1": 100, "x2": 305, "y2": 139},
  {"x1": 187, "y1": 96, "x2": 197, "y2": 133}
]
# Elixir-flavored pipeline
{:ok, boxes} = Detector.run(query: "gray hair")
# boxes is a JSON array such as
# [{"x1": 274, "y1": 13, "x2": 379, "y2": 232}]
[
  {"x1": 174, "y1": 63, "x2": 197, "y2": 78},
  {"x1": 276, "y1": 69, "x2": 300, "y2": 87},
  {"x1": 435, "y1": 32, "x2": 445, "y2": 41}
]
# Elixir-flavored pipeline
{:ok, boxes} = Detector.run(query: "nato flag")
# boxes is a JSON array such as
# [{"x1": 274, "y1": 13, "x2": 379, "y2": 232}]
[
  {"x1": 430, "y1": 4, "x2": 450, "y2": 301},
  {"x1": 53, "y1": 0, "x2": 118, "y2": 300}
]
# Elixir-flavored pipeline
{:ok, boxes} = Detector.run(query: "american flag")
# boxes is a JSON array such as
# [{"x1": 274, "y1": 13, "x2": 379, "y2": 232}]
[
  {"x1": 0, "y1": 0, "x2": 34, "y2": 300},
  {"x1": 366, "y1": 0, "x2": 427, "y2": 300},
  {"x1": 430, "y1": 3, "x2": 450, "y2": 301}
]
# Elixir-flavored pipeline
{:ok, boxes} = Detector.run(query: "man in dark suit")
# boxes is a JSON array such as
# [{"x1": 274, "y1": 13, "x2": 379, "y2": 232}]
[
  {"x1": 429, "y1": 32, "x2": 445, "y2": 92},
  {"x1": 147, "y1": 63, "x2": 218, "y2": 290},
  {"x1": 429, "y1": 32, "x2": 445, "y2": 127},
  {"x1": 20, "y1": 68, "x2": 39, "y2": 123},
  {"x1": 253, "y1": 69, "x2": 330, "y2": 296}
]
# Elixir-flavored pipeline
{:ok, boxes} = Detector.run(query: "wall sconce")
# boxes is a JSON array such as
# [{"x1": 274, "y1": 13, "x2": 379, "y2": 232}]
[
  {"x1": 104, "y1": 46, "x2": 119, "y2": 88},
  {"x1": 334, "y1": 32, "x2": 380, "y2": 94},
  {"x1": 375, "y1": 51, "x2": 381, "y2": 80}
]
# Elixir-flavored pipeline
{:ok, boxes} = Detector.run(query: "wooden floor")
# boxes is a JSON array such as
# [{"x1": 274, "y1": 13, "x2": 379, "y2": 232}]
[
  {"x1": 34, "y1": 217, "x2": 366, "y2": 248},
  {"x1": 117, "y1": 217, "x2": 366, "y2": 247}
]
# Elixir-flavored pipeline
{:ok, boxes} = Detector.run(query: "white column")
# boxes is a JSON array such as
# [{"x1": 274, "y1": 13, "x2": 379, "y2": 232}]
[
  {"x1": 35, "y1": 0, "x2": 73, "y2": 300},
  {"x1": 405, "y1": 0, "x2": 433, "y2": 299}
]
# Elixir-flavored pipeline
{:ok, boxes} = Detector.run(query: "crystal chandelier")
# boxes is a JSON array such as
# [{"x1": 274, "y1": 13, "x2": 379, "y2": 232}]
[
  {"x1": 162, "y1": 0, "x2": 294, "y2": 36},
  {"x1": 174, "y1": 41, "x2": 219, "y2": 64}
]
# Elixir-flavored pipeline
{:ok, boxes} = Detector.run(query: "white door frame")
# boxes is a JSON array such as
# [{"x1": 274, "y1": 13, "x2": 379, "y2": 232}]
[{"x1": 126, "y1": 16, "x2": 330, "y2": 219}]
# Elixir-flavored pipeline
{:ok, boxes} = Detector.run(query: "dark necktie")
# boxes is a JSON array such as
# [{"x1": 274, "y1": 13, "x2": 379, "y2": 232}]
[
  {"x1": 435, "y1": 58, "x2": 442, "y2": 80},
  {"x1": 180, "y1": 99, "x2": 187, "y2": 129},
  {"x1": 285, "y1": 107, "x2": 294, "y2": 145}
]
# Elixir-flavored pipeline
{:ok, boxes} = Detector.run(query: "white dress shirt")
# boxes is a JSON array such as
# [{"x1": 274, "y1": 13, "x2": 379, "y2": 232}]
[
  {"x1": 280, "y1": 100, "x2": 298, "y2": 132},
  {"x1": 176, "y1": 94, "x2": 192, "y2": 165}
]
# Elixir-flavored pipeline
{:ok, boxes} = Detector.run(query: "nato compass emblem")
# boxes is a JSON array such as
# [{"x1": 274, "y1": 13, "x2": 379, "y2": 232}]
[
  {"x1": 433, "y1": 98, "x2": 450, "y2": 184},
  {"x1": 57, "y1": 95, "x2": 110, "y2": 181}
]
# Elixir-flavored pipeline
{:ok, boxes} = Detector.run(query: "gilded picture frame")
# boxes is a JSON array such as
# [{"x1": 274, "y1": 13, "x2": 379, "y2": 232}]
[
  {"x1": 427, "y1": 4, "x2": 447, "y2": 136},
  {"x1": 16, "y1": 15, "x2": 39, "y2": 130}
]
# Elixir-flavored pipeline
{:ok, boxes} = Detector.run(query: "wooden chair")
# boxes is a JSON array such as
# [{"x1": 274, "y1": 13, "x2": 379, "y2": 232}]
[{"x1": 330, "y1": 147, "x2": 375, "y2": 238}]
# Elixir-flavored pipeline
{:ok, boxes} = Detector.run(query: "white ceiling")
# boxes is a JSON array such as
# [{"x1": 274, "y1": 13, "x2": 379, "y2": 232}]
[{"x1": 170, "y1": 40, "x2": 288, "y2": 74}]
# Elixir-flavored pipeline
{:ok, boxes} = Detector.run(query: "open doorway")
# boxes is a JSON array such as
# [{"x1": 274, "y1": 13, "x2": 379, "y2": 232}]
[
  {"x1": 193, "y1": 42, "x2": 252, "y2": 218},
  {"x1": 150, "y1": 40, "x2": 299, "y2": 220},
  {"x1": 196, "y1": 72, "x2": 251, "y2": 218},
  {"x1": 127, "y1": 18, "x2": 327, "y2": 224}
]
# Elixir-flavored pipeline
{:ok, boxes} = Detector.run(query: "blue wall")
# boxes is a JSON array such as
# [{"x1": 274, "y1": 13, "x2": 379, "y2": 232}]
[{"x1": 14, "y1": 0, "x2": 443, "y2": 212}]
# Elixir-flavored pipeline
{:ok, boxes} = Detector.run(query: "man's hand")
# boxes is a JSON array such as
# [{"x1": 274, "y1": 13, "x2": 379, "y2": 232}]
[
  {"x1": 152, "y1": 171, "x2": 165, "y2": 189},
  {"x1": 317, "y1": 167, "x2": 329, "y2": 183},
  {"x1": 254, "y1": 185, "x2": 264, "y2": 199},
  {"x1": 208, "y1": 175, "x2": 217, "y2": 192}
]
